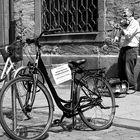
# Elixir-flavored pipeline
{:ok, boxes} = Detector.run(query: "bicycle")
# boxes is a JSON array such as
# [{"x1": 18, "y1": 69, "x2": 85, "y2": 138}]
[
  {"x1": 13, "y1": 44, "x2": 45, "y2": 84},
  {"x1": 0, "y1": 29, "x2": 117, "y2": 140},
  {"x1": 0, "y1": 37, "x2": 44, "y2": 91}
]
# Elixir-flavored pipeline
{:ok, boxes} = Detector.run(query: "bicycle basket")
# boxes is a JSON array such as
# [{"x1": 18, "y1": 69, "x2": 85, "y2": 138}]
[
  {"x1": 9, "y1": 41, "x2": 23, "y2": 63},
  {"x1": 0, "y1": 47, "x2": 9, "y2": 62},
  {"x1": 0, "y1": 41, "x2": 23, "y2": 63}
]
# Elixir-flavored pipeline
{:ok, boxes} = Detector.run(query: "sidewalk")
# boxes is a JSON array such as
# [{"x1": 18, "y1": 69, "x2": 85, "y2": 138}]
[
  {"x1": 53, "y1": 85, "x2": 140, "y2": 130},
  {"x1": 113, "y1": 91, "x2": 140, "y2": 130}
]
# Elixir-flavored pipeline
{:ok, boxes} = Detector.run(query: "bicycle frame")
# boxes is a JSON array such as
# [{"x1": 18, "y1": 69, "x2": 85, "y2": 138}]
[
  {"x1": 23, "y1": 30, "x2": 110, "y2": 120},
  {"x1": 37, "y1": 55, "x2": 75, "y2": 114},
  {"x1": 33, "y1": 52, "x2": 102, "y2": 118},
  {"x1": 0, "y1": 57, "x2": 15, "y2": 81}
]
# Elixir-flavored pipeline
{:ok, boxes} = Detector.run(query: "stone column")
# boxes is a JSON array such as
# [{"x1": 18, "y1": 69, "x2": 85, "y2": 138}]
[
  {"x1": 9, "y1": 0, "x2": 15, "y2": 44},
  {"x1": 35, "y1": 0, "x2": 42, "y2": 36},
  {"x1": 97, "y1": 0, "x2": 106, "y2": 41},
  {"x1": 0, "y1": 0, "x2": 9, "y2": 46}
]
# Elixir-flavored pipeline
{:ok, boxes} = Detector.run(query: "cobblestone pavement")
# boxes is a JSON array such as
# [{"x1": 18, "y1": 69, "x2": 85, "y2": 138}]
[
  {"x1": 0, "y1": 85, "x2": 140, "y2": 139},
  {"x1": 47, "y1": 126, "x2": 140, "y2": 140},
  {"x1": 1, "y1": 116, "x2": 140, "y2": 140}
]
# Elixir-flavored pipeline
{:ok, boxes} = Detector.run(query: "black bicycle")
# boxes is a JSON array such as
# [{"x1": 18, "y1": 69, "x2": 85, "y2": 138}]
[{"x1": 0, "y1": 29, "x2": 117, "y2": 140}]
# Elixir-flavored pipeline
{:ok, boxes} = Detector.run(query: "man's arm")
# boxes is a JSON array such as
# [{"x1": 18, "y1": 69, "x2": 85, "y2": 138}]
[
  {"x1": 113, "y1": 28, "x2": 123, "y2": 42},
  {"x1": 122, "y1": 21, "x2": 139, "y2": 39}
]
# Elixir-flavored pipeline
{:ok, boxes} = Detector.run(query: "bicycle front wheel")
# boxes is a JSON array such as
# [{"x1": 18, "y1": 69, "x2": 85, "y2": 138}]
[
  {"x1": 77, "y1": 75, "x2": 115, "y2": 130},
  {"x1": 0, "y1": 76, "x2": 53, "y2": 140}
]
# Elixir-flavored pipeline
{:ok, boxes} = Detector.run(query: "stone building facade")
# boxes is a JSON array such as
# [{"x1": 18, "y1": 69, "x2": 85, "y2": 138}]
[
  {"x1": 0, "y1": 0, "x2": 106, "y2": 55},
  {"x1": 0, "y1": 0, "x2": 140, "y2": 55}
]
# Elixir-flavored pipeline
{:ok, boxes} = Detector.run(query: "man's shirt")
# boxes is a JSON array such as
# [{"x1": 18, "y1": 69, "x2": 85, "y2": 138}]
[{"x1": 122, "y1": 17, "x2": 140, "y2": 47}]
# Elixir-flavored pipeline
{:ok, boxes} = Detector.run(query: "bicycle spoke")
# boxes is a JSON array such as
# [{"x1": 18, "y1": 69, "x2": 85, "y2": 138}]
[{"x1": 77, "y1": 75, "x2": 115, "y2": 130}]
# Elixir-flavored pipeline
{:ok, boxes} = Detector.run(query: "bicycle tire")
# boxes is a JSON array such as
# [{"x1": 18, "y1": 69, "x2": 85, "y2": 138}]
[
  {"x1": 0, "y1": 76, "x2": 53, "y2": 140},
  {"x1": 77, "y1": 74, "x2": 116, "y2": 130}
]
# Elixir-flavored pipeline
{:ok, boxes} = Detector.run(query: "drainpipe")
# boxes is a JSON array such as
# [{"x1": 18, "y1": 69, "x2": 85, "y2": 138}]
[{"x1": 9, "y1": 0, "x2": 15, "y2": 44}]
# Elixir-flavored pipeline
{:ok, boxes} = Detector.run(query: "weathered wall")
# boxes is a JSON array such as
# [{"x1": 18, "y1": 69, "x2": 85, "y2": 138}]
[
  {"x1": 13, "y1": 0, "x2": 140, "y2": 55},
  {"x1": 14, "y1": 0, "x2": 140, "y2": 37},
  {"x1": 1, "y1": 54, "x2": 140, "y2": 90},
  {"x1": 14, "y1": 0, "x2": 35, "y2": 39},
  {"x1": 0, "y1": 0, "x2": 9, "y2": 46}
]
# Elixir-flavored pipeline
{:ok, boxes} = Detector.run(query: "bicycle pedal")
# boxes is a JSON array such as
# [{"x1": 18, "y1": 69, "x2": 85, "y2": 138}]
[
  {"x1": 53, "y1": 119, "x2": 61, "y2": 125},
  {"x1": 115, "y1": 105, "x2": 119, "y2": 108},
  {"x1": 24, "y1": 105, "x2": 32, "y2": 112}
]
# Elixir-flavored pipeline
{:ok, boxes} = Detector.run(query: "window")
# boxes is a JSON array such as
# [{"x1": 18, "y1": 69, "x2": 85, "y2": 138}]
[{"x1": 41, "y1": 0, "x2": 98, "y2": 33}]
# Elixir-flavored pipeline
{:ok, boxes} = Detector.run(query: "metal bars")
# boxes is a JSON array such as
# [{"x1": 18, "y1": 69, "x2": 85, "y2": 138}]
[{"x1": 41, "y1": 0, "x2": 98, "y2": 34}]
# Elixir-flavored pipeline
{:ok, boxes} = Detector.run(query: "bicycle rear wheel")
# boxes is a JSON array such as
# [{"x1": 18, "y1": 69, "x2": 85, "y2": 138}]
[
  {"x1": 77, "y1": 75, "x2": 115, "y2": 130},
  {"x1": 0, "y1": 76, "x2": 53, "y2": 140}
]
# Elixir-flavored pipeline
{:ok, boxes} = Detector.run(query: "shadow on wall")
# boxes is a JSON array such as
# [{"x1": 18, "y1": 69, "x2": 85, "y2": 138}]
[{"x1": 106, "y1": 63, "x2": 119, "y2": 79}]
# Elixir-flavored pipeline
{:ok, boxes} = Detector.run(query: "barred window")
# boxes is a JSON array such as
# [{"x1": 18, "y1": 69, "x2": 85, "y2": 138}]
[{"x1": 41, "y1": 0, "x2": 98, "y2": 33}]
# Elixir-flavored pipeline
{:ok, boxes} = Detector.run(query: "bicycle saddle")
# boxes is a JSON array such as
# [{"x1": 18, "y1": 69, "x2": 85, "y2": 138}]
[{"x1": 68, "y1": 59, "x2": 86, "y2": 67}]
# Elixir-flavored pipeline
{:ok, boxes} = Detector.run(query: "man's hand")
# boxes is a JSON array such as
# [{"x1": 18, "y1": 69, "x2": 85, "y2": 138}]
[{"x1": 113, "y1": 36, "x2": 119, "y2": 42}]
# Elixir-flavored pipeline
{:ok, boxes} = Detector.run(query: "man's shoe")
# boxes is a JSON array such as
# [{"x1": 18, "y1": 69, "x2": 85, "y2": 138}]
[
  {"x1": 129, "y1": 86, "x2": 135, "y2": 90},
  {"x1": 114, "y1": 92, "x2": 126, "y2": 98},
  {"x1": 127, "y1": 86, "x2": 136, "y2": 94}
]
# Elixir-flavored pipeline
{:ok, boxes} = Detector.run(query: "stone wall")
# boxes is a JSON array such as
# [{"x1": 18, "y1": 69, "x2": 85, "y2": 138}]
[
  {"x1": 13, "y1": 0, "x2": 140, "y2": 55},
  {"x1": 14, "y1": 0, "x2": 35, "y2": 39}
]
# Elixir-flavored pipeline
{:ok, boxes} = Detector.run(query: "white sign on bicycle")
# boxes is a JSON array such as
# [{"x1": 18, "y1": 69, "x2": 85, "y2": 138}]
[{"x1": 51, "y1": 64, "x2": 72, "y2": 85}]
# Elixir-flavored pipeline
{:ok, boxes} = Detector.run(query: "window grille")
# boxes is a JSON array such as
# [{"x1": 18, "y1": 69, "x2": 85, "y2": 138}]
[{"x1": 41, "y1": 0, "x2": 98, "y2": 34}]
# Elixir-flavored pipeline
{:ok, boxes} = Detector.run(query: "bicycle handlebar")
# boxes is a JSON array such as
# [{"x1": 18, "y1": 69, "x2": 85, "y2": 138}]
[
  {"x1": 26, "y1": 28, "x2": 62, "y2": 45},
  {"x1": 38, "y1": 28, "x2": 61, "y2": 38}
]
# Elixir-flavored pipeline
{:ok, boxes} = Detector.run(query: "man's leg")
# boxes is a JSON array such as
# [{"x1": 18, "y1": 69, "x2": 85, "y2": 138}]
[
  {"x1": 118, "y1": 48, "x2": 126, "y2": 81},
  {"x1": 125, "y1": 48, "x2": 137, "y2": 88}
]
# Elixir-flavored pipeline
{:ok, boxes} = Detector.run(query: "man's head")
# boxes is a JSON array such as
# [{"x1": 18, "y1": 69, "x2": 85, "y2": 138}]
[
  {"x1": 123, "y1": 7, "x2": 134, "y2": 18},
  {"x1": 121, "y1": 7, "x2": 134, "y2": 26}
]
